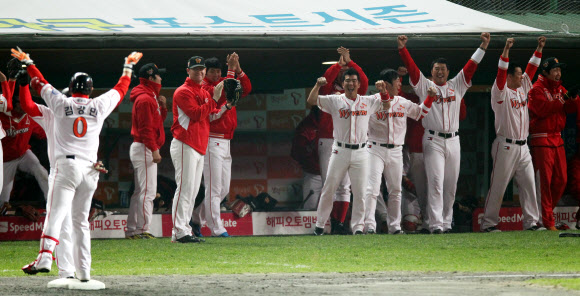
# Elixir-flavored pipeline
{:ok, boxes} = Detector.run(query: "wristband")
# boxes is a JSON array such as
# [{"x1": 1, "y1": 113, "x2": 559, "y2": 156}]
[
  {"x1": 471, "y1": 48, "x2": 485, "y2": 64},
  {"x1": 124, "y1": 64, "x2": 133, "y2": 70}
]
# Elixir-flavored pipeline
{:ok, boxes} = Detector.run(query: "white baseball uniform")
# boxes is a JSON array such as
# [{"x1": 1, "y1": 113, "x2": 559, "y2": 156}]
[
  {"x1": 400, "y1": 46, "x2": 485, "y2": 232},
  {"x1": 364, "y1": 95, "x2": 432, "y2": 233},
  {"x1": 482, "y1": 52, "x2": 542, "y2": 230},
  {"x1": 24, "y1": 65, "x2": 127, "y2": 281},
  {"x1": 314, "y1": 93, "x2": 384, "y2": 233},
  {"x1": 1, "y1": 149, "x2": 49, "y2": 203}
]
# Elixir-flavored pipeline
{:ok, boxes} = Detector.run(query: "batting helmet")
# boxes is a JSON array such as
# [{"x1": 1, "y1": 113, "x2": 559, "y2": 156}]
[{"x1": 69, "y1": 72, "x2": 93, "y2": 95}]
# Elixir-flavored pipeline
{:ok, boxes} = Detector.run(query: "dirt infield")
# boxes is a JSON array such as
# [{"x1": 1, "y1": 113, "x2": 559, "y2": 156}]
[{"x1": 1, "y1": 272, "x2": 579, "y2": 295}]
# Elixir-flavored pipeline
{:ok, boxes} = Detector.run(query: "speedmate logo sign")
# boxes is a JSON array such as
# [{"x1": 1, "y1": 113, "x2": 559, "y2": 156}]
[
  {"x1": 0, "y1": 217, "x2": 44, "y2": 241},
  {"x1": 472, "y1": 207, "x2": 524, "y2": 232}
]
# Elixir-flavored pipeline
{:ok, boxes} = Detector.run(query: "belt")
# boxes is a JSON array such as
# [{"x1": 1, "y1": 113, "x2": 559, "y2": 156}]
[
  {"x1": 336, "y1": 142, "x2": 366, "y2": 150},
  {"x1": 428, "y1": 130, "x2": 458, "y2": 139},
  {"x1": 66, "y1": 155, "x2": 75, "y2": 159},
  {"x1": 371, "y1": 142, "x2": 397, "y2": 149},
  {"x1": 506, "y1": 138, "x2": 527, "y2": 145}
]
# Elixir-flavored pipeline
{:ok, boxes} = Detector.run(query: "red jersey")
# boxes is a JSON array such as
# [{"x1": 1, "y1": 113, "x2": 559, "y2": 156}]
[
  {"x1": 171, "y1": 78, "x2": 216, "y2": 155},
  {"x1": 202, "y1": 70, "x2": 252, "y2": 139},
  {"x1": 318, "y1": 61, "x2": 369, "y2": 139},
  {"x1": 528, "y1": 75, "x2": 577, "y2": 147},
  {"x1": 1, "y1": 111, "x2": 46, "y2": 162},
  {"x1": 130, "y1": 78, "x2": 168, "y2": 152}
]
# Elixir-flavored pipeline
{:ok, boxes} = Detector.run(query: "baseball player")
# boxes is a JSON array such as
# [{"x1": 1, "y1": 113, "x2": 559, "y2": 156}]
[
  {"x1": 363, "y1": 68, "x2": 436, "y2": 234},
  {"x1": 193, "y1": 53, "x2": 251, "y2": 237},
  {"x1": 0, "y1": 80, "x2": 49, "y2": 205},
  {"x1": 481, "y1": 37, "x2": 546, "y2": 232},
  {"x1": 307, "y1": 69, "x2": 390, "y2": 235},
  {"x1": 16, "y1": 47, "x2": 142, "y2": 282},
  {"x1": 170, "y1": 56, "x2": 223, "y2": 243},
  {"x1": 125, "y1": 63, "x2": 168, "y2": 240},
  {"x1": 291, "y1": 106, "x2": 322, "y2": 210},
  {"x1": 0, "y1": 70, "x2": 15, "y2": 196},
  {"x1": 528, "y1": 55, "x2": 578, "y2": 230},
  {"x1": 398, "y1": 33, "x2": 490, "y2": 234},
  {"x1": 571, "y1": 101, "x2": 580, "y2": 230},
  {"x1": 399, "y1": 68, "x2": 467, "y2": 233},
  {"x1": 319, "y1": 47, "x2": 369, "y2": 234}
]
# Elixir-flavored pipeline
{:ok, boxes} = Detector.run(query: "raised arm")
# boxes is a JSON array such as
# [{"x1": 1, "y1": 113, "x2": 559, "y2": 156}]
[
  {"x1": 231, "y1": 52, "x2": 252, "y2": 97},
  {"x1": 407, "y1": 86, "x2": 437, "y2": 121},
  {"x1": 320, "y1": 49, "x2": 345, "y2": 95},
  {"x1": 307, "y1": 77, "x2": 327, "y2": 106},
  {"x1": 524, "y1": 36, "x2": 545, "y2": 80},
  {"x1": 496, "y1": 38, "x2": 514, "y2": 91},
  {"x1": 18, "y1": 82, "x2": 42, "y2": 117},
  {"x1": 462, "y1": 32, "x2": 490, "y2": 84},
  {"x1": 397, "y1": 35, "x2": 421, "y2": 85},
  {"x1": 113, "y1": 51, "x2": 143, "y2": 105}
]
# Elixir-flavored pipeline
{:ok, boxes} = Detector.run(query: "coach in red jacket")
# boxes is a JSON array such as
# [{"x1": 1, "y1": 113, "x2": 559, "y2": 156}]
[
  {"x1": 170, "y1": 56, "x2": 223, "y2": 243},
  {"x1": 192, "y1": 53, "x2": 251, "y2": 237},
  {"x1": 126, "y1": 63, "x2": 168, "y2": 239},
  {"x1": 528, "y1": 57, "x2": 578, "y2": 230}
]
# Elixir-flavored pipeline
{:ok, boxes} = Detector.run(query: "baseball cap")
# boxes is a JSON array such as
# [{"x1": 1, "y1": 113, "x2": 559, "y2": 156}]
[
  {"x1": 541, "y1": 57, "x2": 566, "y2": 72},
  {"x1": 187, "y1": 56, "x2": 205, "y2": 69},
  {"x1": 138, "y1": 63, "x2": 166, "y2": 79}
]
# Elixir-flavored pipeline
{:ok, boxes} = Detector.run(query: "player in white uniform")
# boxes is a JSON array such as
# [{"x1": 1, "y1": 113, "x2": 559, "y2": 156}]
[
  {"x1": 398, "y1": 33, "x2": 490, "y2": 234},
  {"x1": 17, "y1": 47, "x2": 142, "y2": 282},
  {"x1": 363, "y1": 68, "x2": 436, "y2": 234},
  {"x1": 307, "y1": 68, "x2": 390, "y2": 235},
  {"x1": 481, "y1": 37, "x2": 546, "y2": 232}
]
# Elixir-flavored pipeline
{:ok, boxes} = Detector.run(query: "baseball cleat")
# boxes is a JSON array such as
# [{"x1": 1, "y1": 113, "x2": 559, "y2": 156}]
[
  {"x1": 432, "y1": 229, "x2": 443, "y2": 234},
  {"x1": 176, "y1": 235, "x2": 202, "y2": 243},
  {"x1": 314, "y1": 227, "x2": 324, "y2": 236},
  {"x1": 189, "y1": 222, "x2": 204, "y2": 237},
  {"x1": 481, "y1": 226, "x2": 501, "y2": 233},
  {"x1": 141, "y1": 232, "x2": 156, "y2": 239},
  {"x1": 366, "y1": 229, "x2": 376, "y2": 235},
  {"x1": 392, "y1": 230, "x2": 405, "y2": 235},
  {"x1": 22, "y1": 252, "x2": 53, "y2": 275},
  {"x1": 217, "y1": 232, "x2": 230, "y2": 237},
  {"x1": 125, "y1": 234, "x2": 140, "y2": 240},
  {"x1": 443, "y1": 229, "x2": 452, "y2": 234},
  {"x1": 547, "y1": 226, "x2": 558, "y2": 231},
  {"x1": 419, "y1": 228, "x2": 431, "y2": 235},
  {"x1": 526, "y1": 225, "x2": 546, "y2": 231},
  {"x1": 555, "y1": 222, "x2": 570, "y2": 231},
  {"x1": 353, "y1": 230, "x2": 364, "y2": 235}
]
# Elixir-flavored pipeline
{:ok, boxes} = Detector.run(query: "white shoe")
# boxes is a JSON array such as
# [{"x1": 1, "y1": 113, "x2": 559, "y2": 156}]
[{"x1": 22, "y1": 252, "x2": 53, "y2": 275}]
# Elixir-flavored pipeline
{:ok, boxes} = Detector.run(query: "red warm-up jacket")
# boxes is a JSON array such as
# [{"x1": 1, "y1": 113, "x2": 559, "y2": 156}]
[
  {"x1": 171, "y1": 78, "x2": 216, "y2": 155},
  {"x1": 130, "y1": 78, "x2": 167, "y2": 152},
  {"x1": 528, "y1": 75, "x2": 578, "y2": 147}
]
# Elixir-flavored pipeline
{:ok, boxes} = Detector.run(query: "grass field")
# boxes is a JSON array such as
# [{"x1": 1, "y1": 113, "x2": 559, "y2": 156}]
[{"x1": 1, "y1": 231, "x2": 579, "y2": 290}]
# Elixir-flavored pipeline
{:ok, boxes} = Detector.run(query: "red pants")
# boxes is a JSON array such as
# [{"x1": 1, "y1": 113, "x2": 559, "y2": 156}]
[{"x1": 531, "y1": 146, "x2": 567, "y2": 228}]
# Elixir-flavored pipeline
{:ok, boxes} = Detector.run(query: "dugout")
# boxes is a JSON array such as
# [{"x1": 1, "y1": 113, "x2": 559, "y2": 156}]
[{"x1": 1, "y1": 0, "x2": 578, "y2": 216}]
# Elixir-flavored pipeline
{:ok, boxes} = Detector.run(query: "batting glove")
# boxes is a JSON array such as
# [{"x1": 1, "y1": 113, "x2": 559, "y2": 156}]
[{"x1": 10, "y1": 47, "x2": 34, "y2": 66}]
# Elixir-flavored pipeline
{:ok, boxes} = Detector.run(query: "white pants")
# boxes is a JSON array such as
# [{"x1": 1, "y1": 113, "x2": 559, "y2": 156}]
[
  {"x1": 41, "y1": 159, "x2": 99, "y2": 281},
  {"x1": 423, "y1": 132, "x2": 460, "y2": 232},
  {"x1": 170, "y1": 139, "x2": 204, "y2": 241},
  {"x1": 407, "y1": 152, "x2": 428, "y2": 228},
  {"x1": 364, "y1": 145, "x2": 403, "y2": 233},
  {"x1": 126, "y1": 143, "x2": 158, "y2": 236},
  {"x1": 316, "y1": 142, "x2": 368, "y2": 232},
  {"x1": 302, "y1": 172, "x2": 322, "y2": 210},
  {"x1": 482, "y1": 137, "x2": 540, "y2": 230},
  {"x1": 318, "y1": 138, "x2": 351, "y2": 202},
  {"x1": 200, "y1": 137, "x2": 231, "y2": 236},
  {"x1": 1, "y1": 149, "x2": 49, "y2": 204},
  {"x1": 55, "y1": 210, "x2": 74, "y2": 278}
]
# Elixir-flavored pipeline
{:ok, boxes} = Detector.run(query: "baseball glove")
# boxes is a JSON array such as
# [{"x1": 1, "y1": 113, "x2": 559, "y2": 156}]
[
  {"x1": 223, "y1": 78, "x2": 243, "y2": 106},
  {"x1": 17, "y1": 205, "x2": 40, "y2": 222},
  {"x1": 89, "y1": 199, "x2": 105, "y2": 222},
  {"x1": 7, "y1": 58, "x2": 23, "y2": 80}
]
